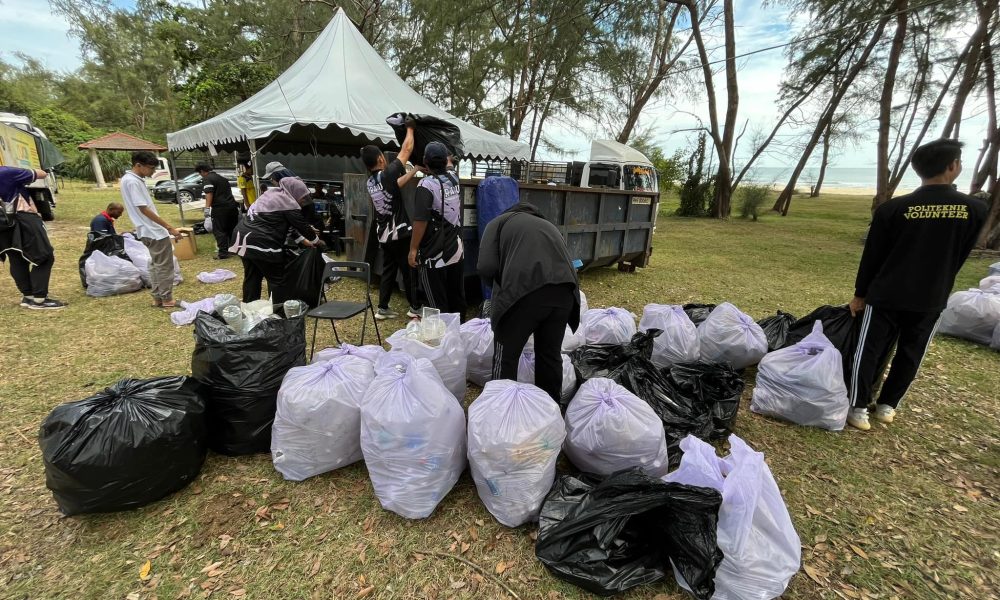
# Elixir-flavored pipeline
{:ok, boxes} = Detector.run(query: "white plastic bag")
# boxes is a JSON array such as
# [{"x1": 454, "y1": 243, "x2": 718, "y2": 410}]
[
  {"x1": 387, "y1": 312, "x2": 467, "y2": 401},
  {"x1": 560, "y1": 290, "x2": 589, "y2": 352},
  {"x1": 460, "y1": 318, "x2": 494, "y2": 386},
  {"x1": 517, "y1": 349, "x2": 577, "y2": 404},
  {"x1": 197, "y1": 269, "x2": 237, "y2": 284},
  {"x1": 467, "y1": 380, "x2": 566, "y2": 527},
  {"x1": 938, "y1": 288, "x2": 1000, "y2": 345},
  {"x1": 990, "y1": 261, "x2": 1000, "y2": 277},
  {"x1": 123, "y1": 233, "x2": 183, "y2": 285},
  {"x1": 992, "y1": 322, "x2": 1000, "y2": 351},
  {"x1": 84, "y1": 251, "x2": 143, "y2": 297},
  {"x1": 750, "y1": 321, "x2": 849, "y2": 431},
  {"x1": 169, "y1": 296, "x2": 217, "y2": 326},
  {"x1": 314, "y1": 343, "x2": 386, "y2": 365},
  {"x1": 980, "y1": 275, "x2": 1000, "y2": 294},
  {"x1": 563, "y1": 377, "x2": 670, "y2": 477},
  {"x1": 582, "y1": 307, "x2": 637, "y2": 345},
  {"x1": 639, "y1": 304, "x2": 700, "y2": 368},
  {"x1": 666, "y1": 435, "x2": 801, "y2": 600},
  {"x1": 698, "y1": 302, "x2": 768, "y2": 369},
  {"x1": 360, "y1": 352, "x2": 467, "y2": 519},
  {"x1": 271, "y1": 355, "x2": 375, "y2": 481}
]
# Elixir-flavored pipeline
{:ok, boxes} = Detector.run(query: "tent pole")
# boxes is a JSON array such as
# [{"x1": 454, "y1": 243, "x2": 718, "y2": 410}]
[
  {"x1": 170, "y1": 150, "x2": 187, "y2": 224},
  {"x1": 248, "y1": 139, "x2": 260, "y2": 198}
]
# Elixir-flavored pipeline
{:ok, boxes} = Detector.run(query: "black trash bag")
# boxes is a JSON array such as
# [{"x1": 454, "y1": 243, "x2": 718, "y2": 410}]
[
  {"x1": 783, "y1": 305, "x2": 859, "y2": 385},
  {"x1": 757, "y1": 310, "x2": 797, "y2": 352},
  {"x1": 535, "y1": 468, "x2": 724, "y2": 598},
  {"x1": 683, "y1": 303, "x2": 717, "y2": 326},
  {"x1": 39, "y1": 376, "x2": 207, "y2": 516},
  {"x1": 386, "y1": 112, "x2": 465, "y2": 167},
  {"x1": 662, "y1": 362, "x2": 745, "y2": 440},
  {"x1": 79, "y1": 231, "x2": 130, "y2": 288},
  {"x1": 191, "y1": 311, "x2": 306, "y2": 455},
  {"x1": 571, "y1": 331, "x2": 715, "y2": 463},
  {"x1": 284, "y1": 247, "x2": 326, "y2": 308}
]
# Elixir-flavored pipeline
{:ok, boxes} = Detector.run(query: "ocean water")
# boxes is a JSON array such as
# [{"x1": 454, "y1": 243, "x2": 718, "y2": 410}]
[{"x1": 742, "y1": 166, "x2": 975, "y2": 193}]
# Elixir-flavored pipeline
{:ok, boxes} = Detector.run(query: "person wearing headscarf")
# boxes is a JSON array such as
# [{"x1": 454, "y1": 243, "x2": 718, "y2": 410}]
[{"x1": 230, "y1": 177, "x2": 323, "y2": 303}]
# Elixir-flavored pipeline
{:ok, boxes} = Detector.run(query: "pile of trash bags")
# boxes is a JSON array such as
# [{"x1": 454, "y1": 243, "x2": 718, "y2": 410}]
[
  {"x1": 83, "y1": 250, "x2": 143, "y2": 297},
  {"x1": 467, "y1": 380, "x2": 565, "y2": 527},
  {"x1": 191, "y1": 308, "x2": 306, "y2": 455},
  {"x1": 582, "y1": 307, "x2": 637, "y2": 345},
  {"x1": 314, "y1": 343, "x2": 385, "y2": 365},
  {"x1": 752, "y1": 322, "x2": 850, "y2": 431},
  {"x1": 571, "y1": 331, "x2": 716, "y2": 459},
  {"x1": 666, "y1": 435, "x2": 801, "y2": 600},
  {"x1": 387, "y1": 312, "x2": 467, "y2": 401},
  {"x1": 361, "y1": 352, "x2": 466, "y2": 519},
  {"x1": 122, "y1": 232, "x2": 183, "y2": 286},
  {"x1": 639, "y1": 304, "x2": 699, "y2": 368},
  {"x1": 535, "y1": 468, "x2": 724, "y2": 597},
  {"x1": 79, "y1": 231, "x2": 130, "y2": 288},
  {"x1": 460, "y1": 317, "x2": 494, "y2": 386},
  {"x1": 782, "y1": 305, "x2": 859, "y2": 389},
  {"x1": 698, "y1": 303, "x2": 769, "y2": 370},
  {"x1": 39, "y1": 377, "x2": 207, "y2": 515},
  {"x1": 938, "y1": 288, "x2": 1000, "y2": 346},
  {"x1": 564, "y1": 378, "x2": 671, "y2": 477},
  {"x1": 271, "y1": 355, "x2": 375, "y2": 481}
]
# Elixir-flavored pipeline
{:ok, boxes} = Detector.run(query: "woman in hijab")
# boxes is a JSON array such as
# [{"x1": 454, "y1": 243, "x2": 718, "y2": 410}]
[{"x1": 230, "y1": 177, "x2": 323, "y2": 303}]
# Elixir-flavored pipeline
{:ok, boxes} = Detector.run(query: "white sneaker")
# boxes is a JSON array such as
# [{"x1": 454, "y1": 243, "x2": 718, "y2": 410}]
[
  {"x1": 405, "y1": 306, "x2": 421, "y2": 319},
  {"x1": 873, "y1": 404, "x2": 896, "y2": 424},
  {"x1": 847, "y1": 408, "x2": 871, "y2": 431},
  {"x1": 374, "y1": 308, "x2": 398, "y2": 321}
]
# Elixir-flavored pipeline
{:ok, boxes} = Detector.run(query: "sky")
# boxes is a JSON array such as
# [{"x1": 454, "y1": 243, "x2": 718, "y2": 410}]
[{"x1": 1, "y1": 0, "x2": 988, "y2": 172}]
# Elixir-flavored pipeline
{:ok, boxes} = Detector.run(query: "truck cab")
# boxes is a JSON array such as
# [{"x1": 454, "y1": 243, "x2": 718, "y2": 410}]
[
  {"x1": 578, "y1": 140, "x2": 658, "y2": 192},
  {"x1": 0, "y1": 113, "x2": 62, "y2": 221}
]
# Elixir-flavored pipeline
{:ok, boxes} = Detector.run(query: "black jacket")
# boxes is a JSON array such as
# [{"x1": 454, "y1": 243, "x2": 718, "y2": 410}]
[
  {"x1": 230, "y1": 191, "x2": 318, "y2": 262},
  {"x1": 855, "y1": 184, "x2": 988, "y2": 312},
  {"x1": 478, "y1": 202, "x2": 580, "y2": 330}
]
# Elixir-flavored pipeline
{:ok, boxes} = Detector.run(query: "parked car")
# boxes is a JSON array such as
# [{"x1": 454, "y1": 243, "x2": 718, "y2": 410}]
[{"x1": 153, "y1": 170, "x2": 239, "y2": 203}]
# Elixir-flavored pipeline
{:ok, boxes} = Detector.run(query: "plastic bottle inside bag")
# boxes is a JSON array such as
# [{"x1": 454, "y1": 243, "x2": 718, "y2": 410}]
[
  {"x1": 221, "y1": 304, "x2": 243, "y2": 332},
  {"x1": 283, "y1": 299, "x2": 306, "y2": 318},
  {"x1": 213, "y1": 293, "x2": 239, "y2": 315}
]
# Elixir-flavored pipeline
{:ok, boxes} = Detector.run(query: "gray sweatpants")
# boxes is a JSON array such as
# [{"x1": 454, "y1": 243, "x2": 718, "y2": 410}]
[{"x1": 141, "y1": 237, "x2": 175, "y2": 301}]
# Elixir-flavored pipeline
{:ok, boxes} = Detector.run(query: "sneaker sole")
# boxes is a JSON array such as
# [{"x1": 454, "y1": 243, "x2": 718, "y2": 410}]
[
  {"x1": 26, "y1": 304, "x2": 66, "y2": 311},
  {"x1": 873, "y1": 415, "x2": 894, "y2": 424},
  {"x1": 847, "y1": 420, "x2": 871, "y2": 431},
  {"x1": 374, "y1": 314, "x2": 396, "y2": 321}
]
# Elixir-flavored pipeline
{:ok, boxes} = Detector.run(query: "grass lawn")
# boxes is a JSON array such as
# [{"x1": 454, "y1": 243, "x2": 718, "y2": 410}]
[{"x1": 1, "y1": 180, "x2": 998, "y2": 599}]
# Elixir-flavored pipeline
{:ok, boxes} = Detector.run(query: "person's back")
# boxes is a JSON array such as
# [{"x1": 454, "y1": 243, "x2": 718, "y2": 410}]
[{"x1": 859, "y1": 186, "x2": 987, "y2": 313}]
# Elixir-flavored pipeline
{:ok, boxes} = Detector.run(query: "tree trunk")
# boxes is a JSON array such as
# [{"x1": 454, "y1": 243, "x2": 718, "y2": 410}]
[
  {"x1": 811, "y1": 122, "x2": 833, "y2": 197},
  {"x1": 714, "y1": 0, "x2": 739, "y2": 218},
  {"x1": 874, "y1": 0, "x2": 908, "y2": 208},
  {"x1": 941, "y1": 4, "x2": 988, "y2": 139},
  {"x1": 773, "y1": 16, "x2": 892, "y2": 215}
]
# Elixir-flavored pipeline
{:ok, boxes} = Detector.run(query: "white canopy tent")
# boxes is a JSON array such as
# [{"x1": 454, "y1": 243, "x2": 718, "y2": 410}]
[
  {"x1": 589, "y1": 139, "x2": 654, "y2": 165},
  {"x1": 166, "y1": 8, "x2": 528, "y2": 161}
]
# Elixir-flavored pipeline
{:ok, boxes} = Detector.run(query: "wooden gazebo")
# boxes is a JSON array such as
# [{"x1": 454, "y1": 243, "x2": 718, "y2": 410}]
[{"x1": 78, "y1": 132, "x2": 166, "y2": 188}]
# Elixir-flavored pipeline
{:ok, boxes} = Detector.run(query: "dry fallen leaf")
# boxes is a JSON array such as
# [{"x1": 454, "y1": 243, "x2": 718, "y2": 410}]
[
  {"x1": 460, "y1": 542, "x2": 470, "y2": 554},
  {"x1": 270, "y1": 522, "x2": 285, "y2": 531},
  {"x1": 310, "y1": 555, "x2": 322, "y2": 577},
  {"x1": 219, "y1": 535, "x2": 232, "y2": 550},
  {"x1": 850, "y1": 544, "x2": 869, "y2": 560},
  {"x1": 139, "y1": 560, "x2": 151, "y2": 581},
  {"x1": 230, "y1": 589, "x2": 246, "y2": 597},
  {"x1": 495, "y1": 561, "x2": 507, "y2": 575},
  {"x1": 126, "y1": 593, "x2": 140, "y2": 600},
  {"x1": 357, "y1": 586, "x2": 375, "y2": 598},
  {"x1": 953, "y1": 504, "x2": 968, "y2": 513},
  {"x1": 803, "y1": 564, "x2": 824, "y2": 585},
  {"x1": 201, "y1": 560, "x2": 224, "y2": 574}
]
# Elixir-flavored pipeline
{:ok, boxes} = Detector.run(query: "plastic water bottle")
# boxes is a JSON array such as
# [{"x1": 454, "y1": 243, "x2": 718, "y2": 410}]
[
  {"x1": 283, "y1": 300, "x2": 306, "y2": 318},
  {"x1": 221, "y1": 304, "x2": 243, "y2": 332}
]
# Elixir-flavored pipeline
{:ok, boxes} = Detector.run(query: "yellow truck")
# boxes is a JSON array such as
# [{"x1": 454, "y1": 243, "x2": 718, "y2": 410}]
[{"x1": 0, "y1": 115, "x2": 62, "y2": 220}]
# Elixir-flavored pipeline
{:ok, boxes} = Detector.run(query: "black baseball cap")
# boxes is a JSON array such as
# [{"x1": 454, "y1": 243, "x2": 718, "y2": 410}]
[{"x1": 424, "y1": 142, "x2": 449, "y2": 162}]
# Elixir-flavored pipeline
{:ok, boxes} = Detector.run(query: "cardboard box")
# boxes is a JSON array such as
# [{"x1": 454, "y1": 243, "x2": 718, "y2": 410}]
[{"x1": 171, "y1": 227, "x2": 197, "y2": 260}]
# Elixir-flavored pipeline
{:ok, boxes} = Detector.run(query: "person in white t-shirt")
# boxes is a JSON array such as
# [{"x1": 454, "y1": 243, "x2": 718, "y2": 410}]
[{"x1": 120, "y1": 151, "x2": 180, "y2": 308}]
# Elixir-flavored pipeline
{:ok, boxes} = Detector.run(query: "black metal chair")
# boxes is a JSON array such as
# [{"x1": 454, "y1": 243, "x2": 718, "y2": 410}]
[{"x1": 307, "y1": 261, "x2": 381, "y2": 359}]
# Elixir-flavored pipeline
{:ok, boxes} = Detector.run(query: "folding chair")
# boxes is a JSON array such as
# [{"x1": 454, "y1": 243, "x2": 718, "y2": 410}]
[{"x1": 307, "y1": 261, "x2": 381, "y2": 359}]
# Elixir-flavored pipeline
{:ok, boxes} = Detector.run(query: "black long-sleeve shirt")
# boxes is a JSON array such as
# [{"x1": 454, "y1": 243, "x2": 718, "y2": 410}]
[{"x1": 855, "y1": 184, "x2": 987, "y2": 312}]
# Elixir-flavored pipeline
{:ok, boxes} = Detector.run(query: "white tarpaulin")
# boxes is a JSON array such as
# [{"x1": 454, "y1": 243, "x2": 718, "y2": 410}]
[{"x1": 167, "y1": 9, "x2": 528, "y2": 161}]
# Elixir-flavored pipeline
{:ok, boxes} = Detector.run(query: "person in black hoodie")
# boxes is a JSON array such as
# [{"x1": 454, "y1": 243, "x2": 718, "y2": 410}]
[
  {"x1": 229, "y1": 177, "x2": 323, "y2": 303},
  {"x1": 478, "y1": 201, "x2": 581, "y2": 403},
  {"x1": 847, "y1": 138, "x2": 987, "y2": 431}
]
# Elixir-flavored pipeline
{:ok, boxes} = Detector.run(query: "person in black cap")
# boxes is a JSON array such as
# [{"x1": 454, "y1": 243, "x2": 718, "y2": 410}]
[
  {"x1": 196, "y1": 163, "x2": 238, "y2": 260},
  {"x1": 408, "y1": 141, "x2": 465, "y2": 316}
]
